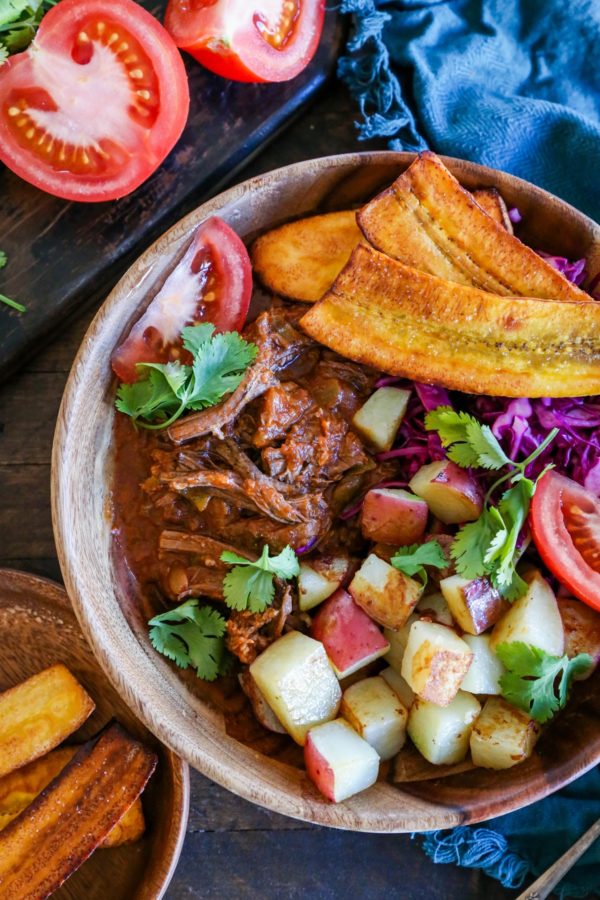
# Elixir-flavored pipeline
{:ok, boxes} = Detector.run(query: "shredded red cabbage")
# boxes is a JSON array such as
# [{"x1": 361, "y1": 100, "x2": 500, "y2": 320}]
[
  {"x1": 537, "y1": 251, "x2": 587, "y2": 286},
  {"x1": 472, "y1": 395, "x2": 600, "y2": 495},
  {"x1": 508, "y1": 207, "x2": 522, "y2": 224}
]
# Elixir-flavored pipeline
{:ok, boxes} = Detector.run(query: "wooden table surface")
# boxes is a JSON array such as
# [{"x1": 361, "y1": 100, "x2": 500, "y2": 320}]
[{"x1": 0, "y1": 81, "x2": 516, "y2": 900}]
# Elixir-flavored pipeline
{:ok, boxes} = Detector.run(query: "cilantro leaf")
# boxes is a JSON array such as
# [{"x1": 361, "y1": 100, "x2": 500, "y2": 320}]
[
  {"x1": 221, "y1": 545, "x2": 300, "y2": 613},
  {"x1": 496, "y1": 642, "x2": 593, "y2": 723},
  {"x1": 0, "y1": 1, "x2": 55, "y2": 60},
  {"x1": 0, "y1": 251, "x2": 6, "y2": 269},
  {"x1": 391, "y1": 540, "x2": 447, "y2": 587},
  {"x1": 115, "y1": 324, "x2": 257, "y2": 430},
  {"x1": 148, "y1": 599, "x2": 230, "y2": 681},
  {"x1": 451, "y1": 510, "x2": 499, "y2": 580},
  {"x1": 0, "y1": 251, "x2": 26, "y2": 313},
  {"x1": 425, "y1": 407, "x2": 510, "y2": 470}
]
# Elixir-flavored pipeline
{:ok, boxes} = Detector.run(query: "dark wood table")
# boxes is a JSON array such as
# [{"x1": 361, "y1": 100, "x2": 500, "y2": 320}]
[{"x1": 0, "y1": 81, "x2": 514, "y2": 899}]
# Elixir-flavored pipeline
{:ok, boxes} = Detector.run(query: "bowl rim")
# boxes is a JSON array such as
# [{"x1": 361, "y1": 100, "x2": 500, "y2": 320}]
[
  {"x1": 0, "y1": 567, "x2": 190, "y2": 899},
  {"x1": 52, "y1": 150, "x2": 600, "y2": 833}
]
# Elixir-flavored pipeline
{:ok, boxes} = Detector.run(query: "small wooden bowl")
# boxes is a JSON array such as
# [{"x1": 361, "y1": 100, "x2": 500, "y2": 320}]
[
  {"x1": 52, "y1": 152, "x2": 600, "y2": 832},
  {"x1": 0, "y1": 569, "x2": 189, "y2": 898}
]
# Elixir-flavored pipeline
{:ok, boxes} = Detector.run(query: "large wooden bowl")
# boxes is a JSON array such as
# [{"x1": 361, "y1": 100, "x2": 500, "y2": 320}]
[
  {"x1": 0, "y1": 569, "x2": 189, "y2": 898},
  {"x1": 52, "y1": 152, "x2": 600, "y2": 832}
]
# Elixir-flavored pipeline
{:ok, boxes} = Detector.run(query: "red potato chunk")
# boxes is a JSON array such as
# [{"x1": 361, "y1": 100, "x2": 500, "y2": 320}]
[
  {"x1": 558, "y1": 598, "x2": 600, "y2": 679},
  {"x1": 304, "y1": 719, "x2": 380, "y2": 802},
  {"x1": 401, "y1": 620, "x2": 474, "y2": 707},
  {"x1": 409, "y1": 460, "x2": 483, "y2": 524},
  {"x1": 440, "y1": 575, "x2": 507, "y2": 635},
  {"x1": 311, "y1": 588, "x2": 390, "y2": 678},
  {"x1": 360, "y1": 488, "x2": 428, "y2": 546},
  {"x1": 349, "y1": 553, "x2": 422, "y2": 630}
]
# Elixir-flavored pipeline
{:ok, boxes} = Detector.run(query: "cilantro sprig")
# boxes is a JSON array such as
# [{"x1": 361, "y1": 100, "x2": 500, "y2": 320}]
[
  {"x1": 391, "y1": 540, "x2": 447, "y2": 587},
  {"x1": 116, "y1": 324, "x2": 257, "y2": 430},
  {"x1": 148, "y1": 599, "x2": 231, "y2": 681},
  {"x1": 221, "y1": 545, "x2": 300, "y2": 613},
  {"x1": 0, "y1": 1, "x2": 56, "y2": 61},
  {"x1": 0, "y1": 251, "x2": 26, "y2": 313},
  {"x1": 496, "y1": 642, "x2": 592, "y2": 723},
  {"x1": 425, "y1": 407, "x2": 558, "y2": 600}
]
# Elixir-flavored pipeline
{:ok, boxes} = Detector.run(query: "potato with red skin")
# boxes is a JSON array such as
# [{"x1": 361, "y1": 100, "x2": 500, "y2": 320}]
[
  {"x1": 360, "y1": 488, "x2": 429, "y2": 545},
  {"x1": 304, "y1": 719, "x2": 380, "y2": 802},
  {"x1": 311, "y1": 589, "x2": 390, "y2": 678},
  {"x1": 558, "y1": 598, "x2": 600, "y2": 679},
  {"x1": 409, "y1": 461, "x2": 483, "y2": 524},
  {"x1": 440, "y1": 575, "x2": 507, "y2": 635}
]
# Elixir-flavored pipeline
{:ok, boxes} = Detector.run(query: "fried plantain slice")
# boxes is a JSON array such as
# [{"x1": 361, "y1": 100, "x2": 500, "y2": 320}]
[
  {"x1": 0, "y1": 723, "x2": 156, "y2": 898},
  {"x1": 0, "y1": 664, "x2": 95, "y2": 779},
  {"x1": 0, "y1": 747, "x2": 145, "y2": 847},
  {"x1": 472, "y1": 187, "x2": 514, "y2": 233},
  {"x1": 251, "y1": 210, "x2": 364, "y2": 302},
  {"x1": 358, "y1": 151, "x2": 589, "y2": 302},
  {"x1": 300, "y1": 245, "x2": 600, "y2": 398}
]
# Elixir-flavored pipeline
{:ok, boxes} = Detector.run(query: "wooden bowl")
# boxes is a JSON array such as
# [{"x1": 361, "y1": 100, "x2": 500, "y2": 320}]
[
  {"x1": 52, "y1": 152, "x2": 600, "y2": 832},
  {"x1": 0, "y1": 569, "x2": 189, "y2": 897}
]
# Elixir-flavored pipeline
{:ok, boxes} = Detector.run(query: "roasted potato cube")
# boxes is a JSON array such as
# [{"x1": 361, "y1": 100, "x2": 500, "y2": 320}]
[
  {"x1": 440, "y1": 575, "x2": 506, "y2": 635},
  {"x1": 341, "y1": 676, "x2": 408, "y2": 760},
  {"x1": 250, "y1": 631, "x2": 341, "y2": 744},
  {"x1": 383, "y1": 614, "x2": 420, "y2": 674},
  {"x1": 460, "y1": 635, "x2": 505, "y2": 695},
  {"x1": 408, "y1": 691, "x2": 481, "y2": 765},
  {"x1": 490, "y1": 571, "x2": 564, "y2": 656},
  {"x1": 401, "y1": 621, "x2": 474, "y2": 706},
  {"x1": 352, "y1": 387, "x2": 410, "y2": 451},
  {"x1": 0, "y1": 664, "x2": 95, "y2": 779},
  {"x1": 360, "y1": 488, "x2": 429, "y2": 546},
  {"x1": 298, "y1": 554, "x2": 351, "y2": 612},
  {"x1": 380, "y1": 666, "x2": 415, "y2": 710},
  {"x1": 416, "y1": 591, "x2": 454, "y2": 627},
  {"x1": 349, "y1": 553, "x2": 422, "y2": 630},
  {"x1": 558, "y1": 598, "x2": 600, "y2": 679},
  {"x1": 409, "y1": 461, "x2": 483, "y2": 524},
  {"x1": 238, "y1": 672, "x2": 286, "y2": 734},
  {"x1": 470, "y1": 697, "x2": 541, "y2": 769},
  {"x1": 304, "y1": 718, "x2": 380, "y2": 803},
  {"x1": 311, "y1": 589, "x2": 390, "y2": 678}
]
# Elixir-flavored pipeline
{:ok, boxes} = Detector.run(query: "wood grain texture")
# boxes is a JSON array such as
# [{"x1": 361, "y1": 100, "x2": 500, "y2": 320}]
[
  {"x1": 52, "y1": 151, "x2": 600, "y2": 833},
  {"x1": 0, "y1": 4, "x2": 343, "y2": 382},
  {"x1": 0, "y1": 569, "x2": 189, "y2": 900}
]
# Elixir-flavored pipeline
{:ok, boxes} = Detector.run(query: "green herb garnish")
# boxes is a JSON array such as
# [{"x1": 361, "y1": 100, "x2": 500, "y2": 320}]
[
  {"x1": 220, "y1": 545, "x2": 300, "y2": 613},
  {"x1": 116, "y1": 323, "x2": 257, "y2": 430},
  {"x1": 0, "y1": 1, "x2": 57, "y2": 60},
  {"x1": 0, "y1": 251, "x2": 26, "y2": 313},
  {"x1": 148, "y1": 599, "x2": 231, "y2": 681},
  {"x1": 425, "y1": 407, "x2": 558, "y2": 600},
  {"x1": 390, "y1": 540, "x2": 447, "y2": 587},
  {"x1": 496, "y1": 642, "x2": 592, "y2": 723}
]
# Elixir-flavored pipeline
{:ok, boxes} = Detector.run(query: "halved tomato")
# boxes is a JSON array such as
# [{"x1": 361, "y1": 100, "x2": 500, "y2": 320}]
[
  {"x1": 111, "y1": 216, "x2": 252, "y2": 383},
  {"x1": 530, "y1": 470, "x2": 600, "y2": 611},
  {"x1": 0, "y1": 0, "x2": 189, "y2": 201},
  {"x1": 164, "y1": 0, "x2": 325, "y2": 83}
]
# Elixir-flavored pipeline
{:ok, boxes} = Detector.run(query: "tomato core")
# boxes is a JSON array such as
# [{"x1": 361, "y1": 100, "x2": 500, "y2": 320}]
[{"x1": 254, "y1": 1, "x2": 301, "y2": 50}]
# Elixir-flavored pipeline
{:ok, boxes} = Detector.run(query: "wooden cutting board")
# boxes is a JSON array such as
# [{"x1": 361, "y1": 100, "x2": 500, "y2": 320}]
[{"x1": 0, "y1": 4, "x2": 343, "y2": 381}]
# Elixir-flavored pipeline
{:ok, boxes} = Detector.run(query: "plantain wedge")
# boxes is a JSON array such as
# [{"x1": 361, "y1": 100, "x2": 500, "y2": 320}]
[
  {"x1": 0, "y1": 664, "x2": 95, "y2": 779},
  {"x1": 0, "y1": 723, "x2": 156, "y2": 898},
  {"x1": 251, "y1": 186, "x2": 515, "y2": 304},
  {"x1": 300, "y1": 244, "x2": 600, "y2": 398},
  {"x1": 0, "y1": 746, "x2": 145, "y2": 847},
  {"x1": 358, "y1": 151, "x2": 589, "y2": 302}
]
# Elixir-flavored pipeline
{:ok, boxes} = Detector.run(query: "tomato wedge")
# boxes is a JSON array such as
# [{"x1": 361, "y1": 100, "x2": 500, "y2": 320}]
[
  {"x1": 530, "y1": 470, "x2": 600, "y2": 611},
  {"x1": 164, "y1": 0, "x2": 325, "y2": 83},
  {"x1": 0, "y1": 0, "x2": 189, "y2": 201},
  {"x1": 111, "y1": 216, "x2": 253, "y2": 383}
]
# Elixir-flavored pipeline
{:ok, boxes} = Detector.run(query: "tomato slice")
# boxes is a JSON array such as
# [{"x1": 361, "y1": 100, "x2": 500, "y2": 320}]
[
  {"x1": 0, "y1": 0, "x2": 189, "y2": 201},
  {"x1": 111, "y1": 216, "x2": 253, "y2": 383},
  {"x1": 530, "y1": 470, "x2": 600, "y2": 611},
  {"x1": 164, "y1": 0, "x2": 325, "y2": 83}
]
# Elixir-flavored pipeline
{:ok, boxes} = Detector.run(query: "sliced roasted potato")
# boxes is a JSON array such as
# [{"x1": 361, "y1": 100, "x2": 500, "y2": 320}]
[
  {"x1": 0, "y1": 664, "x2": 95, "y2": 779},
  {"x1": 357, "y1": 151, "x2": 588, "y2": 303},
  {"x1": 251, "y1": 210, "x2": 363, "y2": 302},
  {"x1": 401, "y1": 620, "x2": 474, "y2": 707},
  {"x1": 0, "y1": 723, "x2": 156, "y2": 898},
  {"x1": 299, "y1": 244, "x2": 600, "y2": 398},
  {"x1": 470, "y1": 697, "x2": 541, "y2": 769},
  {"x1": 341, "y1": 676, "x2": 408, "y2": 760},
  {"x1": 408, "y1": 691, "x2": 481, "y2": 765}
]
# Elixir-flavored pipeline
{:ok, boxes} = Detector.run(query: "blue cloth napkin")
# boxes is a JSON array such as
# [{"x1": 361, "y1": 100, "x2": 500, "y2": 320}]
[
  {"x1": 337, "y1": 0, "x2": 600, "y2": 222},
  {"x1": 338, "y1": 2, "x2": 600, "y2": 894}
]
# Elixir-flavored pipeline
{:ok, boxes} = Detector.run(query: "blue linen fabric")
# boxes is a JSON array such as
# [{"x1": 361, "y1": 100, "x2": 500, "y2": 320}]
[
  {"x1": 338, "y1": 2, "x2": 600, "y2": 894},
  {"x1": 337, "y1": 0, "x2": 600, "y2": 221}
]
